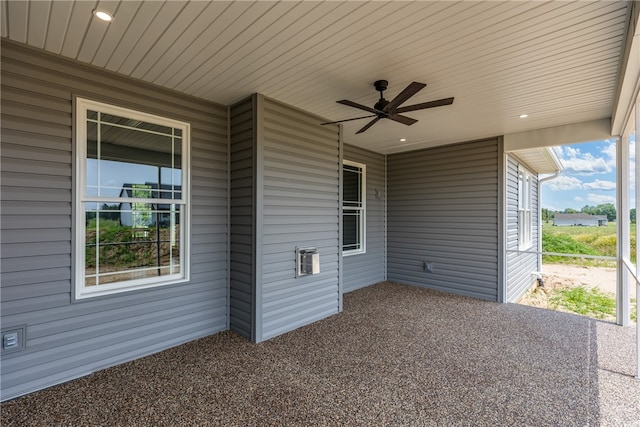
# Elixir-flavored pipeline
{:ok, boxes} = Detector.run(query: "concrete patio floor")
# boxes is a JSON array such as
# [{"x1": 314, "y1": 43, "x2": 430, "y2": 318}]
[{"x1": 1, "y1": 282, "x2": 639, "y2": 426}]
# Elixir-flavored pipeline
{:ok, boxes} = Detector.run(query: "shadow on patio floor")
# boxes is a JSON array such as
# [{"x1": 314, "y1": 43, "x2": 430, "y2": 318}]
[{"x1": 2, "y1": 282, "x2": 638, "y2": 426}]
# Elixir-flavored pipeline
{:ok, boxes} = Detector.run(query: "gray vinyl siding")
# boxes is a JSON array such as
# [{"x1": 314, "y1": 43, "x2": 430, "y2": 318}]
[
  {"x1": 0, "y1": 41, "x2": 228, "y2": 400},
  {"x1": 260, "y1": 96, "x2": 341, "y2": 341},
  {"x1": 387, "y1": 139, "x2": 500, "y2": 301},
  {"x1": 229, "y1": 97, "x2": 256, "y2": 340},
  {"x1": 343, "y1": 144, "x2": 385, "y2": 292},
  {"x1": 506, "y1": 156, "x2": 539, "y2": 302}
]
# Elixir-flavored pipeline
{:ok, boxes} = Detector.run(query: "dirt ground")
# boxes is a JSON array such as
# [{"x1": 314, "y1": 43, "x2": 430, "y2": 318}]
[{"x1": 518, "y1": 264, "x2": 636, "y2": 322}]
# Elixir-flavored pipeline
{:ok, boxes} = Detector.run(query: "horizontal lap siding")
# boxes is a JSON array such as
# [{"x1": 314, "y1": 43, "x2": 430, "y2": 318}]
[
  {"x1": 229, "y1": 97, "x2": 255, "y2": 340},
  {"x1": 387, "y1": 139, "x2": 499, "y2": 301},
  {"x1": 343, "y1": 144, "x2": 385, "y2": 292},
  {"x1": 506, "y1": 156, "x2": 539, "y2": 302},
  {"x1": 0, "y1": 41, "x2": 228, "y2": 400},
  {"x1": 259, "y1": 97, "x2": 340, "y2": 341}
]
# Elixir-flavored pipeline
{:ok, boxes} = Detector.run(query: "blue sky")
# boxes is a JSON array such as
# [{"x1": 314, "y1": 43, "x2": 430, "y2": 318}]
[{"x1": 541, "y1": 135, "x2": 636, "y2": 212}]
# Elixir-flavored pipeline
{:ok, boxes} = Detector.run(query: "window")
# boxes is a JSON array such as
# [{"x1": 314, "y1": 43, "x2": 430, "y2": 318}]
[
  {"x1": 75, "y1": 98, "x2": 190, "y2": 299},
  {"x1": 343, "y1": 161, "x2": 366, "y2": 255},
  {"x1": 518, "y1": 169, "x2": 532, "y2": 249}
]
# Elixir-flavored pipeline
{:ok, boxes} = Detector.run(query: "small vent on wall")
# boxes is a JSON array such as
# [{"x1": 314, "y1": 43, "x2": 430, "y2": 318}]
[{"x1": 2, "y1": 326, "x2": 26, "y2": 354}]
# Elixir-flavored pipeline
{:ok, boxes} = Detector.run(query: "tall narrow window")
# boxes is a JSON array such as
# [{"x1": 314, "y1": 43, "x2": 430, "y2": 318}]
[
  {"x1": 518, "y1": 169, "x2": 532, "y2": 249},
  {"x1": 75, "y1": 98, "x2": 190, "y2": 299},
  {"x1": 343, "y1": 161, "x2": 366, "y2": 255}
]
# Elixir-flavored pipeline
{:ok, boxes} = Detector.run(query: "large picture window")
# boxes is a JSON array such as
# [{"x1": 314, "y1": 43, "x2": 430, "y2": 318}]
[
  {"x1": 518, "y1": 169, "x2": 532, "y2": 249},
  {"x1": 75, "y1": 98, "x2": 190, "y2": 299},
  {"x1": 343, "y1": 161, "x2": 366, "y2": 255}
]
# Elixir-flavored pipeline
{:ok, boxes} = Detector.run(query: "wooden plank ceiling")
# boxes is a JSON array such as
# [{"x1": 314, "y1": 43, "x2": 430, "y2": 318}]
[{"x1": 1, "y1": 1, "x2": 630, "y2": 154}]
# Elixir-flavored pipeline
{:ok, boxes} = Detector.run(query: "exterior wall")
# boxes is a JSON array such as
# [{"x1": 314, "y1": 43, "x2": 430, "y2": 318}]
[
  {"x1": 387, "y1": 139, "x2": 500, "y2": 301},
  {"x1": 505, "y1": 156, "x2": 539, "y2": 303},
  {"x1": 343, "y1": 144, "x2": 385, "y2": 292},
  {"x1": 228, "y1": 95, "x2": 341, "y2": 342},
  {"x1": 259, "y1": 96, "x2": 341, "y2": 341},
  {"x1": 229, "y1": 97, "x2": 256, "y2": 340},
  {"x1": 0, "y1": 41, "x2": 229, "y2": 400}
]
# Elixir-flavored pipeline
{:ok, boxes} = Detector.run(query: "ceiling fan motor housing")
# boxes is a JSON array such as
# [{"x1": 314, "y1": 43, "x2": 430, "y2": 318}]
[{"x1": 374, "y1": 80, "x2": 388, "y2": 92}]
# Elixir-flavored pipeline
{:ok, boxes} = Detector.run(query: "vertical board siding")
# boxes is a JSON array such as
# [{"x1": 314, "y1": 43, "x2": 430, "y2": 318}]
[
  {"x1": 259, "y1": 97, "x2": 340, "y2": 341},
  {"x1": 343, "y1": 144, "x2": 385, "y2": 292},
  {"x1": 506, "y1": 156, "x2": 539, "y2": 302},
  {"x1": 387, "y1": 139, "x2": 500, "y2": 301},
  {"x1": 229, "y1": 97, "x2": 255, "y2": 340},
  {"x1": 0, "y1": 41, "x2": 228, "y2": 400}
]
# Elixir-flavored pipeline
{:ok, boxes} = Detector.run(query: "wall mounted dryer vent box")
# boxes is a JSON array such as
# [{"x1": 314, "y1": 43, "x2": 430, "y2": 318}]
[{"x1": 296, "y1": 247, "x2": 320, "y2": 277}]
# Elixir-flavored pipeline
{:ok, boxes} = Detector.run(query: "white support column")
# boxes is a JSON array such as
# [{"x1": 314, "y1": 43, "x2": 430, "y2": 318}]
[
  {"x1": 617, "y1": 137, "x2": 631, "y2": 326},
  {"x1": 635, "y1": 99, "x2": 639, "y2": 380}
]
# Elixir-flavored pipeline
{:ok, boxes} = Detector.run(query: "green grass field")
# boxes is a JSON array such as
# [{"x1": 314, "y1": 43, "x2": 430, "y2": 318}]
[
  {"x1": 542, "y1": 222, "x2": 635, "y2": 267},
  {"x1": 538, "y1": 222, "x2": 637, "y2": 322}
]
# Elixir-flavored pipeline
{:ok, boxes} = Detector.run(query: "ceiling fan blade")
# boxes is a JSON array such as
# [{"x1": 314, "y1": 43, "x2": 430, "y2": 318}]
[
  {"x1": 396, "y1": 97, "x2": 454, "y2": 113},
  {"x1": 337, "y1": 99, "x2": 380, "y2": 114},
  {"x1": 356, "y1": 117, "x2": 381, "y2": 134},
  {"x1": 320, "y1": 114, "x2": 377, "y2": 125},
  {"x1": 388, "y1": 114, "x2": 418, "y2": 126},
  {"x1": 384, "y1": 82, "x2": 427, "y2": 112}
]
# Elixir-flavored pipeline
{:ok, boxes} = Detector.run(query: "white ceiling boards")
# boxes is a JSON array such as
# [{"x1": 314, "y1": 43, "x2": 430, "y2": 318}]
[{"x1": 1, "y1": 1, "x2": 633, "y2": 153}]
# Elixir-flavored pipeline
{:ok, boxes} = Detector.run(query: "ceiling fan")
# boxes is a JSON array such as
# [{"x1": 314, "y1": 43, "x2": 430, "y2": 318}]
[{"x1": 321, "y1": 80, "x2": 454, "y2": 134}]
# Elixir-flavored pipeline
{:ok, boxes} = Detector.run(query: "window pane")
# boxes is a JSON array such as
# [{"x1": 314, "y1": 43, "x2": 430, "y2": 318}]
[
  {"x1": 97, "y1": 112, "x2": 175, "y2": 136},
  {"x1": 343, "y1": 209, "x2": 361, "y2": 251},
  {"x1": 84, "y1": 202, "x2": 182, "y2": 286},
  {"x1": 343, "y1": 166, "x2": 362, "y2": 207},
  {"x1": 86, "y1": 121, "x2": 98, "y2": 196},
  {"x1": 85, "y1": 116, "x2": 182, "y2": 198},
  {"x1": 161, "y1": 167, "x2": 182, "y2": 200},
  {"x1": 87, "y1": 159, "x2": 158, "y2": 198}
]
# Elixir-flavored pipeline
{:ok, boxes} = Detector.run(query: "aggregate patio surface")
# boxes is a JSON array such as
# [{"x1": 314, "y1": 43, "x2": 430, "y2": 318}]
[{"x1": 2, "y1": 282, "x2": 639, "y2": 426}]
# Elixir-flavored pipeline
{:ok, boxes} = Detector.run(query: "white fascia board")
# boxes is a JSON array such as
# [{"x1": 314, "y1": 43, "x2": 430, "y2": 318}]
[
  {"x1": 542, "y1": 146, "x2": 563, "y2": 172},
  {"x1": 612, "y1": 1, "x2": 640, "y2": 136},
  {"x1": 504, "y1": 118, "x2": 612, "y2": 152}
]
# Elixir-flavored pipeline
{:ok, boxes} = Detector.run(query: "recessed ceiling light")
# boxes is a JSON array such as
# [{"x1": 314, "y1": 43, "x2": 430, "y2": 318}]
[
  {"x1": 93, "y1": 10, "x2": 113, "y2": 22},
  {"x1": 400, "y1": 138, "x2": 406, "y2": 142},
  {"x1": 519, "y1": 114, "x2": 528, "y2": 118}
]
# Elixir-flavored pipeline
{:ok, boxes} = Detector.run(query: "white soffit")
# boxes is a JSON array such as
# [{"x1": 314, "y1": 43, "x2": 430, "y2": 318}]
[
  {"x1": 0, "y1": 1, "x2": 631, "y2": 154},
  {"x1": 511, "y1": 147, "x2": 563, "y2": 174},
  {"x1": 611, "y1": 1, "x2": 640, "y2": 136}
]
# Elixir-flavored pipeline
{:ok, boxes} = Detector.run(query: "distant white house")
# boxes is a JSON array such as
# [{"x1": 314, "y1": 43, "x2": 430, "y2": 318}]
[
  {"x1": 119, "y1": 183, "x2": 182, "y2": 227},
  {"x1": 553, "y1": 213, "x2": 608, "y2": 227}
]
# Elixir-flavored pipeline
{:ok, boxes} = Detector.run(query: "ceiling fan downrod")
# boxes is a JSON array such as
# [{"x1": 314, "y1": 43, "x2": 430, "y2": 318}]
[{"x1": 373, "y1": 80, "x2": 389, "y2": 112}]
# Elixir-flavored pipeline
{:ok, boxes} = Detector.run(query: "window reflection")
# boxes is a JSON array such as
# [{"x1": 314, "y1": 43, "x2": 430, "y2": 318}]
[{"x1": 81, "y1": 106, "x2": 185, "y2": 290}]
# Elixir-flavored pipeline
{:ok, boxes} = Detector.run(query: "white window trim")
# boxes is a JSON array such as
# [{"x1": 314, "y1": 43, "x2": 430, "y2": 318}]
[
  {"x1": 343, "y1": 160, "x2": 366, "y2": 256},
  {"x1": 74, "y1": 98, "x2": 191, "y2": 299},
  {"x1": 518, "y1": 168, "x2": 533, "y2": 250}
]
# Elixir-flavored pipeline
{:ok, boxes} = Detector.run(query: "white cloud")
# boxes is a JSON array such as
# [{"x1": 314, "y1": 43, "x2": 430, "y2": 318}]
[
  {"x1": 558, "y1": 141, "x2": 616, "y2": 176},
  {"x1": 544, "y1": 175, "x2": 582, "y2": 191},
  {"x1": 574, "y1": 196, "x2": 584, "y2": 202},
  {"x1": 582, "y1": 179, "x2": 616, "y2": 190},
  {"x1": 563, "y1": 146, "x2": 581, "y2": 158},
  {"x1": 562, "y1": 154, "x2": 612, "y2": 175},
  {"x1": 586, "y1": 193, "x2": 616, "y2": 204},
  {"x1": 601, "y1": 141, "x2": 616, "y2": 162}
]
